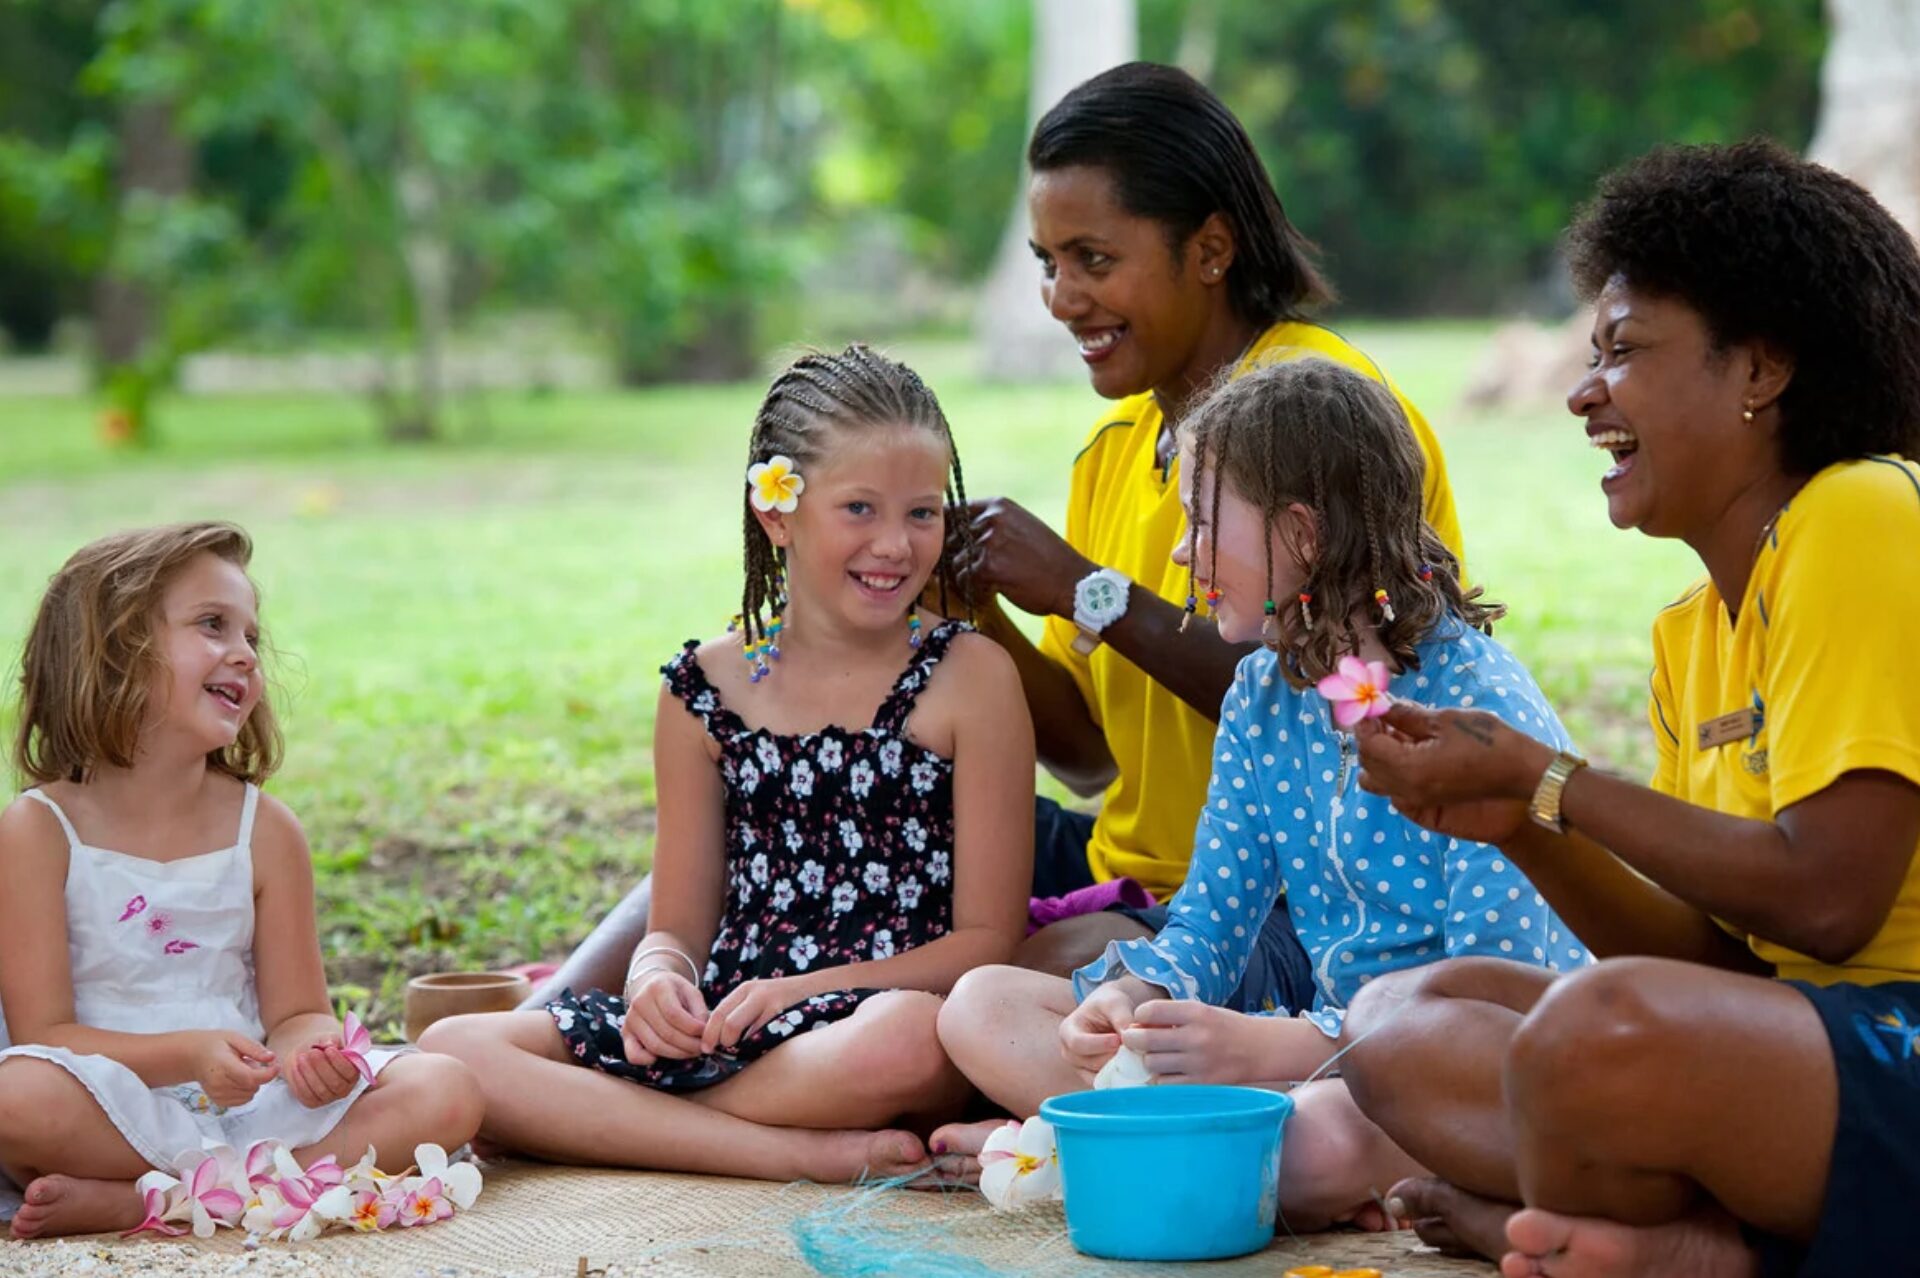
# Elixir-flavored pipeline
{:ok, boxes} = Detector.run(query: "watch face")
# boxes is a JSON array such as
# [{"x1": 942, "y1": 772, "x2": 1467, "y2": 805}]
[{"x1": 1084, "y1": 578, "x2": 1122, "y2": 612}]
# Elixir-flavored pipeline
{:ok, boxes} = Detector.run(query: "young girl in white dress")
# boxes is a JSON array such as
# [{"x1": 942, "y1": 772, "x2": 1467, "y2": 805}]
[{"x1": 0, "y1": 522, "x2": 484, "y2": 1239}]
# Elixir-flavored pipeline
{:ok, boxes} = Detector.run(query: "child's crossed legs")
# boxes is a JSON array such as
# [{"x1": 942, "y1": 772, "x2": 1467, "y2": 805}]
[
  {"x1": 422, "y1": 988, "x2": 967, "y2": 1181},
  {"x1": 930, "y1": 962, "x2": 1421, "y2": 1227},
  {"x1": 0, "y1": 1053, "x2": 482, "y2": 1239}
]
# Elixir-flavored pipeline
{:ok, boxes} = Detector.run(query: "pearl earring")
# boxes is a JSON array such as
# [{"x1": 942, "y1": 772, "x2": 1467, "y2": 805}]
[{"x1": 1742, "y1": 403, "x2": 1755, "y2": 424}]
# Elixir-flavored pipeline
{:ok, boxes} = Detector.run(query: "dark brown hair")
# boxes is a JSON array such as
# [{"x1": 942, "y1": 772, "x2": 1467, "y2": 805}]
[
  {"x1": 1179, "y1": 357, "x2": 1500, "y2": 688},
  {"x1": 738, "y1": 344, "x2": 972, "y2": 649},
  {"x1": 13, "y1": 521, "x2": 283, "y2": 784}
]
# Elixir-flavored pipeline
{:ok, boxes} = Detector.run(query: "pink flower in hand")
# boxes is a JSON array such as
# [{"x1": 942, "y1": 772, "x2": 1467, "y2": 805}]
[
  {"x1": 338, "y1": 1011, "x2": 376, "y2": 1085},
  {"x1": 1316, "y1": 655, "x2": 1394, "y2": 728}
]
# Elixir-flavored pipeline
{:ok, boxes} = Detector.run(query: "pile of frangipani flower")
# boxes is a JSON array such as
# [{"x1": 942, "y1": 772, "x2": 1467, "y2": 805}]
[{"x1": 126, "y1": 1139, "x2": 482, "y2": 1243}]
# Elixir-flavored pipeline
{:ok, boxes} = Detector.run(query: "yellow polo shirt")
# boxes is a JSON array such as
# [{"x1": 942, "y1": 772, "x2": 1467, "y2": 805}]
[
  {"x1": 1648, "y1": 456, "x2": 1920, "y2": 985},
  {"x1": 1039, "y1": 321, "x2": 1466, "y2": 898}
]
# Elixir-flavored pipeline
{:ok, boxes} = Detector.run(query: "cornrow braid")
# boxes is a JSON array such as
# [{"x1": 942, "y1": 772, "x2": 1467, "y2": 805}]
[
  {"x1": 1176, "y1": 357, "x2": 1501, "y2": 689},
  {"x1": 738, "y1": 344, "x2": 974, "y2": 656}
]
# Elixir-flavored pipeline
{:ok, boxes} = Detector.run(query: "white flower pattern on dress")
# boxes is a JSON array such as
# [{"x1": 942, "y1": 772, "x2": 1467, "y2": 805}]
[{"x1": 563, "y1": 629, "x2": 965, "y2": 1093}]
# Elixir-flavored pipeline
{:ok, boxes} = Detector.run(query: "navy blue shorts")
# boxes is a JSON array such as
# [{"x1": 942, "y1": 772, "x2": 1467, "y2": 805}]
[
  {"x1": 1748, "y1": 979, "x2": 1920, "y2": 1277},
  {"x1": 1030, "y1": 796, "x2": 1316, "y2": 1016}
]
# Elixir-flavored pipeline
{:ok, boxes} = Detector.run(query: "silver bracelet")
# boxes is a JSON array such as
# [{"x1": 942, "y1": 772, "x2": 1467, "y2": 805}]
[{"x1": 624, "y1": 945, "x2": 700, "y2": 991}]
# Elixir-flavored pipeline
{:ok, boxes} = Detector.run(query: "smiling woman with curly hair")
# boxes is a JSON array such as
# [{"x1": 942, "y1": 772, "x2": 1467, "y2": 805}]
[{"x1": 1332, "y1": 138, "x2": 1920, "y2": 1278}]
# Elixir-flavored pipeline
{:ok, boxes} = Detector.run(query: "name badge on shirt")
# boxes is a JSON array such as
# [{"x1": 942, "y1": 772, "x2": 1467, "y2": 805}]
[{"x1": 1697, "y1": 708, "x2": 1760, "y2": 750}]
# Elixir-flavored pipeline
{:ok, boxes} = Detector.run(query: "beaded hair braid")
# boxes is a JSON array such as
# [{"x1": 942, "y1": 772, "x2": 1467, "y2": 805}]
[
  {"x1": 738, "y1": 344, "x2": 974, "y2": 653},
  {"x1": 1179, "y1": 358, "x2": 1500, "y2": 689}
]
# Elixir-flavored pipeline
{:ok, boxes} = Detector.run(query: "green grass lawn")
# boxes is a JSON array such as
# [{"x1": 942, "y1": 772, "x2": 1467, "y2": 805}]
[{"x1": 0, "y1": 325, "x2": 1696, "y2": 1028}]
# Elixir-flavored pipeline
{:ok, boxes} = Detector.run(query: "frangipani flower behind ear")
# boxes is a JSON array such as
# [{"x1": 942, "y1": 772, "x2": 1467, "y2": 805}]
[
  {"x1": 1315, "y1": 655, "x2": 1393, "y2": 728},
  {"x1": 748, "y1": 456, "x2": 806, "y2": 513},
  {"x1": 978, "y1": 1116, "x2": 1061, "y2": 1211}
]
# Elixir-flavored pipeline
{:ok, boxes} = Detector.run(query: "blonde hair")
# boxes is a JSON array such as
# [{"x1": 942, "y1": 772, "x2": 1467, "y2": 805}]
[
  {"x1": 1179, "y1": 358, "x2": 1501, "y2": 689},
  {"x1": 13, "y1": 521, "x2": 283, "y2": 785}
]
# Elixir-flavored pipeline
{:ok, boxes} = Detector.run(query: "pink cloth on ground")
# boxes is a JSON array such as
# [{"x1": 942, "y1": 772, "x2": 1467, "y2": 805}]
[{"x1": 1027, "y1": 877, "x2": 1156, "y2": 935}]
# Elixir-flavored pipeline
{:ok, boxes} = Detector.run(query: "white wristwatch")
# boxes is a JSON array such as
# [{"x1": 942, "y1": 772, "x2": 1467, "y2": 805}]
[{"x1": 1071, "y1": 568, "x2": 1132, "y2": 655}]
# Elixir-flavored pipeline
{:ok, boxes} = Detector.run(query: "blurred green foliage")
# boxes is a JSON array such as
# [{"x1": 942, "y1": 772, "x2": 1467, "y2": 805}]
[{"x1": 0, "y1": 0, "x2": 1825, "y2": 374}]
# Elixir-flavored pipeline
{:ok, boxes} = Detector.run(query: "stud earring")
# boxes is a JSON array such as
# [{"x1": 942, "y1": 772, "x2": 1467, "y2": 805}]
[
  {"x1": 1297, "y1": 592, "x2": 1313, "y2": 629},
  {"x1": 1742, "y1": 403, "x2": 1755, "y2": 424},
  {"x1": 907, "y1": 602, "x2": 923, "y2": 650}
]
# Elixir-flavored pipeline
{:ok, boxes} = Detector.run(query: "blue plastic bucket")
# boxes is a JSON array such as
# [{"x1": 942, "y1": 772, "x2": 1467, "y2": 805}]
[{"x1": 1038, "y1": 1085, "x2": 1293, "y2": 1261}]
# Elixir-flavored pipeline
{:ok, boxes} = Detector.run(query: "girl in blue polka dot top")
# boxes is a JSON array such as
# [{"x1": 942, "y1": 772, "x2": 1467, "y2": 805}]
[{"x1": 1072, "y1": 358, "x2": 1592, "y2": 1058}]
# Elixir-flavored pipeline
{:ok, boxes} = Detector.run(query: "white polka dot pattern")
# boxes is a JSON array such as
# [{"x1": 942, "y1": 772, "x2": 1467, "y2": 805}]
[{"x1": 1072, "y1": 617, "x2": 1595, "y2": 1035}]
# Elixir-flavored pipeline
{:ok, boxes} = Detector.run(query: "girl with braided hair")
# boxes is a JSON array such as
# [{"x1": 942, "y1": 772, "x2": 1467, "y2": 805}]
[
  {"x1": 935, "y1": 357, "x2": 1586, "y2": 1230},
  {"x1": 425, "y1": 345, "x2": 1035, "y2": 1181}
]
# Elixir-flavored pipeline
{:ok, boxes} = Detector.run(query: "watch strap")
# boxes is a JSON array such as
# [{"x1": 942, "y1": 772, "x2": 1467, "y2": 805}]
[{"x1": 1528, "y1": 750, "x2": 1587, "y2": 834}]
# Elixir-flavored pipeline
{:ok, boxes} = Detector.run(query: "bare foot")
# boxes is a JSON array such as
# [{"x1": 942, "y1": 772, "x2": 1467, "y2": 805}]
[
  {"x1": 1500, "y1": 1206, "x2": 1759, "y2": 1278},
  {"x1": 811, "y1": 1129, "x2": 929, "y2": 1184},
  {"x1": 10, "y1": 1175, "x2": 143, "y2": 1239},
  {"x1": 1387, "y1": 1176, "x2": 1515, "y2": 1260},
  {"x1": 918, "y1": 1117, "x2": 1015, "y2": 1190}
]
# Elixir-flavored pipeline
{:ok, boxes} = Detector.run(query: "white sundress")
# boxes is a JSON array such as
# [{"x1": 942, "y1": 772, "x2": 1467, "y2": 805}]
[{"x1": 0, "y1": 784, "x2": 402, "y2": 1218}]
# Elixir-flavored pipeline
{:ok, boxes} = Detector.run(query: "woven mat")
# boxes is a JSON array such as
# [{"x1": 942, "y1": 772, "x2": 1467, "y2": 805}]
[{"x1": 0, "y1": 1160, "x2": 1497, "y2": 1277}]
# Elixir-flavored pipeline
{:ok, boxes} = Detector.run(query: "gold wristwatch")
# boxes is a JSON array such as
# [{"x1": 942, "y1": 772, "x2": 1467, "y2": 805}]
[{"x1": 1528, "y1": 750, "x2": 1587, "y2": 834}]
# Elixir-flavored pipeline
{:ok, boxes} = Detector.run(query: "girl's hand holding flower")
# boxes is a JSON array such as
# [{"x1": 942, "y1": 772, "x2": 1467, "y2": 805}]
[
  {"x1": 287, "y1": 1038, "x2": 362, "y2": 1109},
  {"x1": 1119, "y1": 1000, "x2": 1274, "y2": 1086},
  {"x1": 1059, "y1": 977, "x2": 1159, "y2": 1083},
  {"x1": 620, "y1": 970, "x2": 709, "y2": 1065},
  {"x1": 1354, "y1": 701, "x2": 1556, "y2": 846}
]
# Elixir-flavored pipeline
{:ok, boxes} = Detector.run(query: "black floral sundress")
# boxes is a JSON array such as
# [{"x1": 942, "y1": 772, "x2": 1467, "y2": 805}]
[{"x1": 547, "y1": 622, "x2": 967, "y2": 1091}]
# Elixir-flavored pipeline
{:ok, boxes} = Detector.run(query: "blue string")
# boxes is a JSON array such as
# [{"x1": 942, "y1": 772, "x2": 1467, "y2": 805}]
[{"x1": 790, "y1": 1172, "x2": 1030, "y2": 1277}]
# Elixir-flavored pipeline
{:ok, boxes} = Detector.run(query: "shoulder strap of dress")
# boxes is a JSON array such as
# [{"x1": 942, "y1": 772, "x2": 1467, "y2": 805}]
[
  {"x1": 660, "y1": 641, "x2": 749, "y2": 740},
  {"x1": 871, "y1": 622, "x2": 972, "y2": 734},
  {"x1": 21, "y1": 789, "x2": 82, "y2": 851},
  {"x1": 236, "y1": 783, "x2": 260, "y2": 849}
]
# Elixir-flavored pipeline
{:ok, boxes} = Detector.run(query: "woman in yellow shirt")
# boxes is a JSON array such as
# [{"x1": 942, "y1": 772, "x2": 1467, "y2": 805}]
[
  {"x1": 962, "y1": 61, "x2": 1464, "y2": 992},
  {"x1": 1339, "y1": 141, "x2": 1920, "y2": 1277}
]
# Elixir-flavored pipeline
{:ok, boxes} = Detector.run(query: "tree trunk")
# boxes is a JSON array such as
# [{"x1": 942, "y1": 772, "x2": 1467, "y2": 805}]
[
  {"x1": 1807, "y1": 0, "x2": 1920, "y2": 238},
  {"x1": 1465, "y1": 0, "x2": 1920, "y2": 413},
  {"x1": 93, "y1": 96, "x2": 191, "y2": 443},
  {"x1": 393, "y1": 161, "x2": 450, "y2": 441},
  {"x1": 974, "y1": 0, "x2": 1136, "y2": 381}
]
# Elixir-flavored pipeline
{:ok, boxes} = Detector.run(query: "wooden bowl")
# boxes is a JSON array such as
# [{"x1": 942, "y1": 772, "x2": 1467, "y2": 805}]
[{"x1": 404, "y1": 971, "x2": 533, "y2": 1042}]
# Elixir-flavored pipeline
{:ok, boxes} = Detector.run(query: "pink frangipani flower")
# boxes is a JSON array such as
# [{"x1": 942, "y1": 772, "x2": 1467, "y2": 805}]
[
  {"x1": 185, "y1": 1155, "x2": 246, "y2": 1236},
  {"x1": 1315, "y1": 655, "x2": 1394, "y2": 728},
  {"x1": 123, "y1": 1172, "x2": 185, "y2": 1238},
  {"x1": 396, "y1": 1177, "x2": 453, "y2": 1227},
  {"x1": 338, "y1": 1012, "x2": 376, "y2": 1085}
]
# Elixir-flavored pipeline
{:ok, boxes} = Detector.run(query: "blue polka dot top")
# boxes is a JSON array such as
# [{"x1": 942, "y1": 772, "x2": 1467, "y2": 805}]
[{"x1": 1073, "y1": 615, "x2": 1595, "y2": 1034}]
